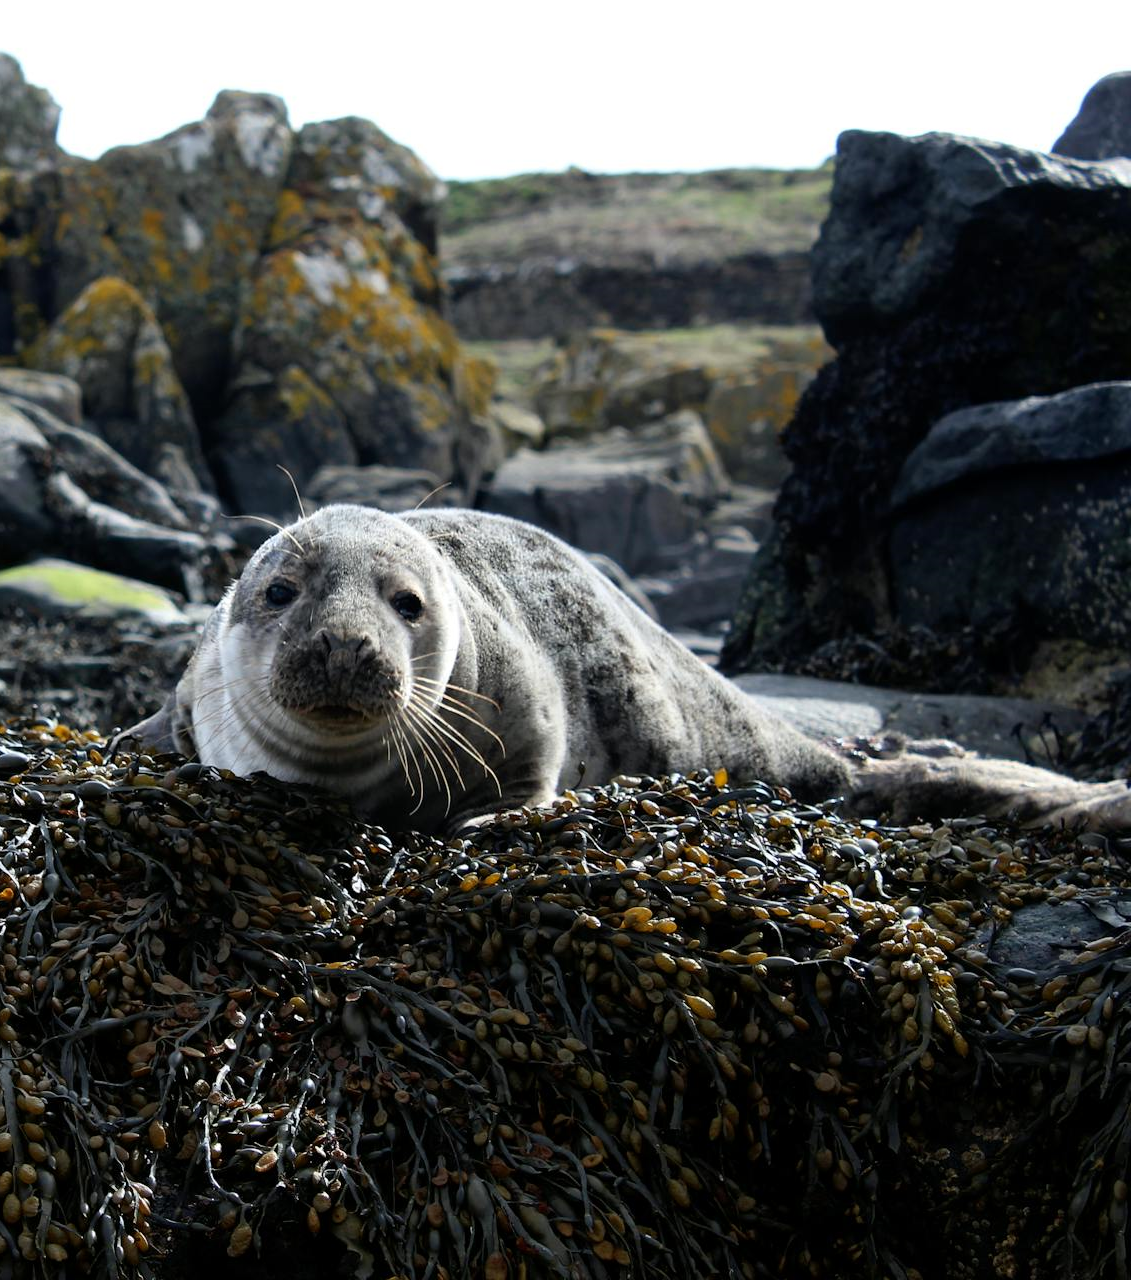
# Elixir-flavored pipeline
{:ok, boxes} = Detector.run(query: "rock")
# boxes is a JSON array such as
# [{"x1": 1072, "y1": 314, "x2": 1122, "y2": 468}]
[
  {"x1": 0, "y1": 368, "x2": 81, "y2": 425},
  {"x1": 210, "y1": 365, "x2": 358, "y2": 515},
  {"x1": 305, "y1": 463, "x2": 458, "y2": 512},
  {"x1": 0, "y1": 395, "x2": 211, "y2": 593},
  {"x1": 0, "y1": 78, "x2": 491, "y2": 528},
  {"x1": 446, "y1": 250, "x2": 815, "y2": 340},
  {"x1": 50, "y1": 91, "x2": 294, "y2": 417},
  {"x1": 891, "y1": 381, "x2": 1131, "y2": 505},
  {"x1": 487, "y1": 397, "x2": 546, "y2": 451},
  {"x1": 732, "y1": 672, "x2": 1089, "y2": 763},
  {"x1": 724, "y1": 128, "x2": 1131, "y2": 673},
  {"x1": 0, "y1": 54, "x2": 60, "y2": 172},
  {"x1": 481, "y1": 411, "x2": 728, "y2": 574},
  {"x1": 1053, "y1": 71, "x2": 1131, "y2": 160},
  {"x1": 210, "y1": 116, "x2": 494, "y2": 515},
  {"x1": 887, "y1": 384, "x2": 1131, "y2": 648},
  {"x1": 30, "y1": 277, "x2": 209, "y2": 488},
  {"x1": 636, "y1": 525, "x2": 759, "y2": 630},
  {"x1": 534, "y1": 328, "x2": 713, "y2": 438},
  {"x1": 0, "y1": 558, "x2": 187, "y2": 622}
]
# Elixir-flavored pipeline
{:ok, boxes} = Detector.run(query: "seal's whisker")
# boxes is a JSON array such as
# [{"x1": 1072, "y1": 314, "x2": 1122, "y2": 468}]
[
  {"x1": 223, "y1": 512, "x2": 307, "y2": 556},
  {"x1": 399, "y1": 710, "x2": 453, "y2": 816},
  {"x1": 413, "y1": 675, "x2": 501, "y2": 711},
  {"x1": 386, "y1": 717, "x2": 420, "y2": 802},
  {"x1": 412, "y1": 701, "x2": 502, "y2": 796},
  {"x1": 414, "y1": 691, "x2": 507, "y2": 758},
  {"x1": 412, "y1": 482, "x2": 451, "y2": 512},
  {"x1": 276, "y1": 464, "x2": 307, "y2": 520},
  {"x1": 402, "y1": 700, "x2": 465, "y2": 790}
]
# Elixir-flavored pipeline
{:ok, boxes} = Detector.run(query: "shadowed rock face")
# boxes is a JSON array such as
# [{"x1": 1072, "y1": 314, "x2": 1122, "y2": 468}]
[{"x1": 723, "y1": 124, "x2": 1131, "y2": 673}]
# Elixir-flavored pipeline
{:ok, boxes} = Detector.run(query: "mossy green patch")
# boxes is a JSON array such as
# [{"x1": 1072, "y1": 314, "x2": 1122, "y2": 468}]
[{"x1": 0, "y1": 560, "x2": 183, "y2": 618}]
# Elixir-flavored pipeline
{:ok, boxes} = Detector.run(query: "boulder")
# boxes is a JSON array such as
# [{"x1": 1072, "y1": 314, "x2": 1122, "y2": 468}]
[
  {"x1": 1053, "y1": 70, "x2": 1131, "y2": 159},
  {"x1": 30, "y1": 277, "x2": 209, "y2": 488},
  {"x1": 305, "y1": 463, "x2": 458, "y2": 512},
  {"x1": 888, "y1": 382, "x2": 1131, "y2": 648},
  {"x1": 0, "y1": 395, "x2": 211, "y2": 593},
  {"x1": 481, "y1": 410, "x2": 728, "y2": 574},
  {"x1": 0, "y1": 54, "x2": 60, "y2": 172},
  {"x1": 210, "y1": 116, "x2": 495, "y2": 515},
  {"x1": 723, "y1": 128, "x2": 1131, "y2": 672},
  {"x1": 0, "y1": 558, "x2": 187, "y2": 622},
  {"x1": 0, "y1": 72, "x2": 493, "y2": 525},
  {"x1": 732, "y1": 672, "x2": 1089, "y2": 764},
  {"x1": 0, "y1": 367, "x2": 81, "y2": 425},
  {"x1": 49, "y1": 91, "x2": 294, "y2": 417},
  {"x1": 534, "y1": 328, "x2": 713, "y2": 438}
]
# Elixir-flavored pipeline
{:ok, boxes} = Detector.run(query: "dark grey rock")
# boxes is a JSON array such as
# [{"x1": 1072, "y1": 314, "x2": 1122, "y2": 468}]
[
  {"x1": 481, "y1": 411, "x2": 727, "y2": 574},
  {"x1": 731, "y1": 673, "x2": 1089, "y2": 764},
  {"x1": 813, "y1": 131, "x2": 1131, "y2": 345},
  {"x1": 889, "y1": 451, "x2": 1131, "y2": 648},
  {"x1": 892, "y1": 381, "x2": 1131, "y2": 505},
  {"x1": 1053, "y1": 71, "x2": 1131, "y2": 160},
  {"x1": 724, "y1": 127, "x2": 1131, "y2": 673}
]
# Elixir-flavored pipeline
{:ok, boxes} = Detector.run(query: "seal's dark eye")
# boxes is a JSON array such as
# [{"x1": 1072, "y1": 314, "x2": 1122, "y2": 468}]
[
  {"x1": 265, "y1": 581, "x2": 297, "y2": 608},
  {"x1": 392, "y1": 590, "x2": 423, "y2": 621}
]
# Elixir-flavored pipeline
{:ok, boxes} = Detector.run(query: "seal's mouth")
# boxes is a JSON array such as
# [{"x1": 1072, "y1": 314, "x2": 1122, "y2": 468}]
[{"x1": 297, "y1": 703, "x2": 381, "y2": 729}]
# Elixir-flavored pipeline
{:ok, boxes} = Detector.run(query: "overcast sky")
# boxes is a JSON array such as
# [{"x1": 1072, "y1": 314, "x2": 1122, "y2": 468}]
[{"x1": 5, "y1": 2, "x2": 1129, "y2": 179}]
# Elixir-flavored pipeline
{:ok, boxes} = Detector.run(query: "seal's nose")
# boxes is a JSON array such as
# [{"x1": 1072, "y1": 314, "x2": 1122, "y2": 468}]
[{"x1": 315, "y1": 630, "x2": 375, "y2": 672}]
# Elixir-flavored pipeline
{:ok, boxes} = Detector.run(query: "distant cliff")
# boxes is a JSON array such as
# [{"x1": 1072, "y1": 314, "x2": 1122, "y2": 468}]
[{"x1": 440, "y1": 166, "x2": 831, "y2": 339}]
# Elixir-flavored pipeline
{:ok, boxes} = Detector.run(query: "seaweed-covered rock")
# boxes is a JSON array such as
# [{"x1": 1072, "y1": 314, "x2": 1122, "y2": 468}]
[
  {"x1": 2, "y1": 722, "x2": 1131, "y2": 1280},
  {"x1": 723, "y1": 128, "x2": 1131, "y2": 673},
  {"x1": 30, "y1": 277, "x2": 209, "y2": 487},
  {"x1": 1053, "y1": 70, "x2": 1131, "y2": 159}
]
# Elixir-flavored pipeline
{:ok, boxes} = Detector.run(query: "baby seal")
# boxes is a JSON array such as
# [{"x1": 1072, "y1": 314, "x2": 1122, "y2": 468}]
[{"x1": 124, "y1": 504, "x2": 1131, "y2": 835}]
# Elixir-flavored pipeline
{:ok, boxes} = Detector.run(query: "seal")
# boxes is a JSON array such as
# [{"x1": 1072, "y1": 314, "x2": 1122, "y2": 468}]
[{"x1": 123, "y1": 504, "x2": 1131, "y2": 835}]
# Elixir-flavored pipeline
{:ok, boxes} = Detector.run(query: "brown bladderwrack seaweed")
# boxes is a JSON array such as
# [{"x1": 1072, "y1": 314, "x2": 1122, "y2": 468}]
[{"x1": 0, "y1": 720, "x2": 1128, "y2": 1278}]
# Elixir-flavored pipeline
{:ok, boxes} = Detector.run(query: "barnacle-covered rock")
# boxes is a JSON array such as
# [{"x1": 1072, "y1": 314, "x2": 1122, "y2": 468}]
[{"x1": 0, "y1": 722, "x2": 1129, "y2": 1278}]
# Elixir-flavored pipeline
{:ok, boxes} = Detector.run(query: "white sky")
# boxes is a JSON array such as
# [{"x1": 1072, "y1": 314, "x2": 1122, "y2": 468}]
[{"x1": 5, "y1": 1, "x2": 1130, "y2": 179}]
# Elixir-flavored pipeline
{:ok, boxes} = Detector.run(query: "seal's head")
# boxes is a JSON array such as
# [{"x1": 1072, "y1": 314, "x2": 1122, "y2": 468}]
[{"x1": 194, "y1": 505, "x2": 464, "y2": 806}]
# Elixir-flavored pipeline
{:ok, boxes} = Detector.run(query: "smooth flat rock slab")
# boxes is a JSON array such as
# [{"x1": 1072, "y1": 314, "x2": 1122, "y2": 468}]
[{"x1": 732, "y1": 672, "x2": 1088, "y2": 763}]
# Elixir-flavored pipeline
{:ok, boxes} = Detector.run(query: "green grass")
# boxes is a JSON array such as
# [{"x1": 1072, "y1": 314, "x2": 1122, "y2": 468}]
[{"x1": 441, "y1": 165, "x2": 833, "y2": 268}]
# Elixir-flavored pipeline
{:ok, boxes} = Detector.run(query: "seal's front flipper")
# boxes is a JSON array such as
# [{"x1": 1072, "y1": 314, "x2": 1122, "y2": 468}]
[{"x1": 110, "y1": 694, "x2": 196, "y2": 758}]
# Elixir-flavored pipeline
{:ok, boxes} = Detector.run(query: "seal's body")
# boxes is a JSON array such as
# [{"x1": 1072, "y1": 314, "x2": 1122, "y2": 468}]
[{"x1": 126, "y1": 505, "x2": 1131, "y2": 835}]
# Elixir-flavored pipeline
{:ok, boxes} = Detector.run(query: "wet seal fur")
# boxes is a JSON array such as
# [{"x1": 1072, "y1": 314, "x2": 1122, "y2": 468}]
[{"x1": 124, "y1": 504, "x2": 1131, "y2": 836}]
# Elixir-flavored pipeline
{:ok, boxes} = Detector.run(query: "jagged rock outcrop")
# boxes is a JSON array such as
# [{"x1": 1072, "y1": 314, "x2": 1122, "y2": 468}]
[
  {"x1": 0, "y1": 57, "x2": 493, "y2": 522},
  {"x1": 723, "y1": 121, "x2": 1131, "y2": 676}
]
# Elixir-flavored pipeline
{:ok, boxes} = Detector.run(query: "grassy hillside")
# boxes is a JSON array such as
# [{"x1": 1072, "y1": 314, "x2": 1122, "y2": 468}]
[{"x1": 441, "y1": 164, "x2": 833, "y2": 269}]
